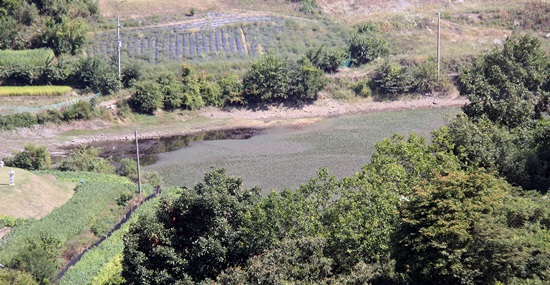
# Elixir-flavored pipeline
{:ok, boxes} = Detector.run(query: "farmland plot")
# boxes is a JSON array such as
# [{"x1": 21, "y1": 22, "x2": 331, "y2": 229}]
[{"x1": 87, "y1": 15, "x2": 349, "y2": 64}]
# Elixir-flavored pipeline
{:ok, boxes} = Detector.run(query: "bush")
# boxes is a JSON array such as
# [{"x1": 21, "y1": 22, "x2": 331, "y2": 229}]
[
  {"x1": 287, "y1": 58, "x2": 326, "y2": 102},
  {"x1": 243, "y1": 55, "x2": 290, "y2": 103},
  {"x1": 36, "y1": 109, "x2": 64, "y2": 124},
  {"x1": 219, "y1": 74, "x2": 244, "y2": 105},
  {"x1": 0, "y1": 269, "x2": 38, "y2": 285},
  {"x1": 371, "y1": 61, "x2": 414, "y2": 98},
  {"x1": 348, "y1": 32, "x2": 389, "y2": 67},
  {"x1": 62, "y1": 100, "x2": 97, "y2": 121},
  {"x1": 129, "y1": 80, "x2": 163, "y2": 114},
  {"x1": 58, "y1": 146, "x2": 115, "y2": 173},
  {"x1": 4, "y1": 143, "x2": 51, "y2": 170},
  {"x1": 306, "y1": 45, "x2": 347, "y2": 73},
  {"x1": 73, "y1": 57, "x2": 121, "y2": 95},
  {"x1": 0, "y1": 215, "x2": 17, "y2": 227},
  {"x1": 199, "y1": 76, "x2": 223, "y2": 107},
  {"x1": 0, "y1": 112, "x2": 38, "y2": 130},
  {"x1": 121, "y1": 61, "x2": 143, "y2": 88},
  {"x1": 117, "y1": 158, "x2": 137, "y2": 181},
  {"x1": 351, "y1": 78, "x2": 372, "y2": 97}
]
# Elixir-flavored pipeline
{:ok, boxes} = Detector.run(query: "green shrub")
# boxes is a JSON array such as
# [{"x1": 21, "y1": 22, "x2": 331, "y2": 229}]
[
  {"x1": 306, "y1": 45, "x2": 347, "y2": 73},
  {"x1": 41, "y1": 17, "x2": 87, "y2": 55},
  {"x1": 219, "y1": 74, "x2": 244, "y2": 105},
  {"x1": 351, "y1": 78, "x2": 372, "y2": 97},
  {"x1": 0, "y1": 215, "x2": 17, "y2": 228},
  {"x1": 58, "y1": 146, "x2": 114, "y2": 174},
  {"x1": 287, "y1": 58, "x2": 326, "y2": 102},
  {"x1": 62, "y1": 100, "x2": 97, "y2": 121},
  {"x1": 371, "y1": 61, "x2": 414, "y2": 98},
  {"x1": 73, "y1": 57, "x2": 121, "y2": 95},
  {"x1": 10, "y1": 232, "x2": 61, "y2": 285},
  {"x1": 0, "y1": 112, "x2": 38, "y2": 130},
  {"x1": 348, "y1": 32, "x2": 389, "y2": 67},
  {"x1": 129, "y1": 80, "x2": 163, "y2": 114},
  {"x1": 36, "y1": 109, "x2": 64, "y2": 124},
  {"x1": 199, "y1": 76, "x2": 223, "y2": 106},
  {"x1": 243, "y1": 55, "x2": 290, "y2": 103},
  {"x1": 117, "y1": 158, "x2": 137, "y2": 181},
  {"x1": 4, "y1": 143, "x2": 51, "y2": 171},
  {"x1": 0, "y1": 268, "x2": 39, "y2": 285},
  {"x1": 121, "y1": 62, "x2": 143, "y2": 88}
]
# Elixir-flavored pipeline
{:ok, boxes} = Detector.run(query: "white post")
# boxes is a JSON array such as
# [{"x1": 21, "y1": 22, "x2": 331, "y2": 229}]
[
  {"x1": 437, "y1": 1, "x2": 441, "y2": 81},
  {"x1": 117, "y1": 14, "x2": 121, "y2": 79},
  {"x1": 135, "y1": 130, "x2": 142, "y2": 195},
  {"x1": 9, "y1": 169, "x2": 14, "y2": 186}
]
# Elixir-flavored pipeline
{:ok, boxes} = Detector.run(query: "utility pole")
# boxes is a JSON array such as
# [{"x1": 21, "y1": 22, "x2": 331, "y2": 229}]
[
  {"x1": 437, "y1": 1, "x2": 441, "y2": 81},
  {"x1": 117, "y1": 14, "x2": 121, "y2": 79},
  {"x1": 135, "y1": 130, "x2": 142, "y2": 195}
]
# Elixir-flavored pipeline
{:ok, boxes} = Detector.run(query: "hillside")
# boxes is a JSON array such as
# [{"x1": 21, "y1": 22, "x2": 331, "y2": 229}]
[{"x1": 0, "y1": 168, "x2": 75, "y2": 219}]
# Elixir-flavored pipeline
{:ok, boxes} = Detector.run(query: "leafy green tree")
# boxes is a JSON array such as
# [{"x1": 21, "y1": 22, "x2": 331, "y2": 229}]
[
  {"x1": 117, "y1": 158, "x2": 137, "y2": 181},
  {"x1": 42, "y1": 17, "x2": 87, "y2": 55},
  {"x1": 306, "y1": 45, "x2": 347, "y2": 73},
  {"x1": 122, "y1": 168, "x2": 261, "y2": 284},
  {"x1": 129, "y1": 80, "x2": 163, "y2": 114},
  {"x1": 10, "y1": 232, "x2": 61, "y2": 285},
  {"x1": 73, "y1": 57, "x2": 121, "y2": 95},
  {"x1": 287, "y1": 58, "x2": 326, "y2": 102},
  {"x1": 458, "y1": 34, "x2": 550, "y2": 128},
  {"x1": 5, "y1": 143, "x2": 51, "y2": 170},
  {"x1": 0, "y1": 269, "x2": 39, "y2": 285},
  {"x1": 58, "y1": 146, "x2": 114, "y2": 173},
  {"x1": 393, "y1": 170, "x2": 550, "y2": 285},
  {"x1": 371, "y1": 61, "x2": 414, "y2": 98},
  {"x1": 348, "y1": 32, "x2": 389, "y2": 67},
  {"x1": 243, "y1": 55, "x2": 290, "y2": 103}
]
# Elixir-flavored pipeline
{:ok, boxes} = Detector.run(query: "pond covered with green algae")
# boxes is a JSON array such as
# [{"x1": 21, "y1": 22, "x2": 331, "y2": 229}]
[{"x1": 143, "y1": 107, "x2": 461, "y2": 192}]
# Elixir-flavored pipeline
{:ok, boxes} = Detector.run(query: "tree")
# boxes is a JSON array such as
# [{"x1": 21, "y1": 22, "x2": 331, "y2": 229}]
[
  {"x1": 58, "y1": 146, "x2": 114, "y2": 173},
  {"x1": 459, "y1": 34, "x2": 550, "y2": 128},
  {"x1": 122, "y1": 168, "x2": 261, "y2": 284},
  {"x1": 348, "y1": 31, "x2": 389, "y2": 67},
  {"x1": 242, "y1": 55, "x2": 290, "y2": 103},
  {"x1": 306, "y1": 45, "x2": 347, "y2": 73},
  {"x1": 287, "y1": 58, "x2": 326, "y2": 102},
  {"x1": 73, "y1": 57, "x2": 121, "y2": 95},
  {"x1": 129, "y1": 80, "x2": 163, "y2": 114},
  {"x1": 5, "y1": 143, "x2": 51, "y2": 170},
  {"x1": 42, "y1": 17, "x2": 87, "y2": 55},
  {"x1": 393, "y1": 170, "x2": 550, "y2": 285}
]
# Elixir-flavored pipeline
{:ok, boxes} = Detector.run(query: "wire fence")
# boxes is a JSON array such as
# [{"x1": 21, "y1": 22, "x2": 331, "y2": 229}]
[
  {"x1": 53, "y1": 185, "x2": 162, "y2": 283},
  {"x1": 0, "y1": 93, "x2": 100, "y2": 115}
]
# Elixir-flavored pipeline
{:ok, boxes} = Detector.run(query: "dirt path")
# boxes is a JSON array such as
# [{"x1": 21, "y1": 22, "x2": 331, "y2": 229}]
[{"x1": 0, "y1": 95, "x2": 467, "y2": 158}]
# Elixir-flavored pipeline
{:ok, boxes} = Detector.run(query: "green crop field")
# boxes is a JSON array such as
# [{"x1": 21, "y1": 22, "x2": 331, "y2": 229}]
[
  {"x1": 0, "y1": 48, "x2": 54, "y2": 67},
  {"x1": 0, "y1": 86, "x2": 73, "y2": 97}
]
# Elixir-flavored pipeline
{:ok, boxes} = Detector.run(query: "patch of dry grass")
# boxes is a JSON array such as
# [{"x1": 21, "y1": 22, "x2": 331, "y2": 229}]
[{"x1": 0, "y1": 168, "x2": 75, "y2": 219}]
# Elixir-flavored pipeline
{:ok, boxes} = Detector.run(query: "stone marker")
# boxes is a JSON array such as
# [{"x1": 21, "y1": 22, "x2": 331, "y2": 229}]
[
  {"x1": 9, "y1": 169, "x2": 14, "y2": 186},
  {"x1": 0, "y1": 160, "x2": 4, "y2": 167}
]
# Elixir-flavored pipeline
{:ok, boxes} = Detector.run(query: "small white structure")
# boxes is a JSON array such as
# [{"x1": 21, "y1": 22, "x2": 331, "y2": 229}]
[
  {"x1": 9, "y1": 169, "x2": 14, "y2": 186},
  {"x1": 0, "y1": 160, "x2": 4, "y2": 167}
]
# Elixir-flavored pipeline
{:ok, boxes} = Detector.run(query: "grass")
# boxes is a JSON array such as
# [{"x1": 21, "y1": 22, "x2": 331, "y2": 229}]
[
  {"x1": 0, "y1": 86, "x2": 73, "y2": 97},
  {"x1": 0, "y1": 168, "x2": 76, "y2": 219},
  {"x1": 0, "y1": 48, "x2": 54, "y2": 67}
]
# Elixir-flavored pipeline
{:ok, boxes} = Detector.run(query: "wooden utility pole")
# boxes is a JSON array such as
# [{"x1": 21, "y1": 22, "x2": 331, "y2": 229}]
[{"x1": 135, "y1": 130, "x2": 142, "y2": 194}]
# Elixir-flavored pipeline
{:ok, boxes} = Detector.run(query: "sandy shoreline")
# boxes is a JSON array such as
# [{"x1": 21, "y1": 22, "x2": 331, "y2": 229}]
[{"x1": 0, "y1": 95, "x2": 468, "y2": 158}]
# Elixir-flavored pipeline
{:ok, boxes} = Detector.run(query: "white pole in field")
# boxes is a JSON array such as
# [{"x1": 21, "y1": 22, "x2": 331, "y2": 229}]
[
  {"x1": 135, "y1": 130, "x2": 142, "y2": 195},
  {"x1": 437, "y1": 1, "x2": 441, "y2": 81},
  {"x1": 117, "y1": 14, "x2": 121, "y2": 79}
]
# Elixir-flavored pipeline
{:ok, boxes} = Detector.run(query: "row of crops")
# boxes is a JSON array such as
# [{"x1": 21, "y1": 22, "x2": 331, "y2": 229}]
[{"x1": 87, "y1": 16, "x2": 349, "y2": 63}]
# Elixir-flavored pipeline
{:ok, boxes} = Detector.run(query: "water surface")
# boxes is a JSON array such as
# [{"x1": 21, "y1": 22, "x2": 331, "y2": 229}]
[{"x1": 144, "y1": 107, "x2": 461, "y2": 192}]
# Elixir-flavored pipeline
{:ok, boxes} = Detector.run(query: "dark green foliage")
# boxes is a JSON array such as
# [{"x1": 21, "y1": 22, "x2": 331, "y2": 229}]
[
  {"x1": 117, "y1": 158, "x2": 138, "y2": 181},
  {"x1": 243, "y1": 55, "x2": 290, "y2": 103},
  {"x1": 458, "y1": 34, "x2": 550, "y2": 128},
  {"x1": 393, "y1": 171, "x2": 550, "y2": 285},
  {"x1": 121, "y1": 62, "x2": 143, "y2": 88},
  {"x1": 122, "y1": 168, "x2": 261, "y2": 284},
  {"x1": 0, "y1": 112, "x2": 38, "y2": 130},
  {"x1": 0, "y1": 269, "x2": 39, "y2": 285},
  {"x1": 41, "y1": 17, "x2": 87, "y2": 55},
  {"x1": 0, "y1": 16, "x2": 19, "y2": 50},
  {"x1": 287, "y1": 58, "x2": 326, "y2": 102},
  {"x1": 348, "y1": 31, "x2": 389, "y2": 67},
  {"x1": 219, "y1": 74, "x2": 244, "y2": 105},
  {"x1": 58, "y1": 146, "x2": 114, "y2": 173},
  {"x1": 371, "y1": 61, "x2": 414, "y2": 98},
  {"x1": 73, "y1": 57, "x2": 121, "y2": 95},
  {"x1": 306, "y1": 45, "x2": 347, "y2": 73},
  {"x1": 129, "y1": 80, "x2": 164, "y2": 114},
  {"x1": 62, "y1": 100, "x2": 97, "y2": 121},
  {"x1": 156, "y1": 71, "x2": 184, "y2": 109},
  {"x1": 9, "y1": 232, "x2": 61, "y2": 285},
  {"x1": 199, "y1": 76, "x2": 223, "y2": 107},
  {"x1": 4, "y1": 143, "x2": 51, "y2": 170}
]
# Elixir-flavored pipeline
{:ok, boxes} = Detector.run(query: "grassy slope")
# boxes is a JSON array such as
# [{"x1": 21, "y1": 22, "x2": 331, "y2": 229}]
[{"x1": 0, "y1": 168, "x2": 75, "y2": 219}]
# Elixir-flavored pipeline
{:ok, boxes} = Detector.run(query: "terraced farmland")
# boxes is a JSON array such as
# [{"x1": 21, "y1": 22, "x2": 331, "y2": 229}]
[{"x1": 87, "y1": 13, "x2": 350, "y2": 64}]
